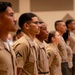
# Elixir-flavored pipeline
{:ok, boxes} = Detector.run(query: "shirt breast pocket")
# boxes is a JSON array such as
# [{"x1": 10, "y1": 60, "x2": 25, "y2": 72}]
[
  {"x1": 0, "y1": 64, "x2": 8, "y2": 75},
  {"x1": 29, "y1": 54, "x2": 36, "y2": 63},
  {"x1": 28, "y1": 53, "x2": 36, "y2": 72},
  {"x1": 28, "y1": 47, "x2": 36, "y2": 63}
]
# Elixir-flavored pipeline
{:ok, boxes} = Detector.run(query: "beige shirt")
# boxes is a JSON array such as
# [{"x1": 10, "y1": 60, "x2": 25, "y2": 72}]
[
  {"x1": 66, "y1": 44, "x2": 73, "y2": 68},
  {"x1": 58, "y1": 36, "x2": 68, "y2": 62},
  {"x1": 35, "y1": 38, "x2": 49, "y2": 75},
  {"x1": 12, "y1": 34, "x2": 38, "y2": 75},
  {"x1": 0, "y1": 39, "x2": 17, "y2": 75},
  {"x1": 69, "y1": 31, "x2": 75, "y2": 54},
  {"x1": 46, "y1": 43, "x2": 62, "y2": 75}
]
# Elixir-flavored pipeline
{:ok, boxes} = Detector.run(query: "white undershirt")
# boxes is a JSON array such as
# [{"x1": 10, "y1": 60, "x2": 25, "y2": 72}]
[{"x1": 3, "y1": 41, "x2": 10, "y2": 51}]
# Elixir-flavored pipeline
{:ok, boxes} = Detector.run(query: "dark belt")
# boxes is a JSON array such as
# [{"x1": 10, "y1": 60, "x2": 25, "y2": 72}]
[
  {"x1": 39, "y1": 71, "x2": 49, "y2": 74},
  {"x1": 61, "y1": 62, "x2": 68, "y2": 64}
]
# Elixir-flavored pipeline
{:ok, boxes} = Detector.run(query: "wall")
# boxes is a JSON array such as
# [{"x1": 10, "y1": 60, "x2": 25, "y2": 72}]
[{"x1": 15, "y1": 0, "x2": 75, "y2": 31}]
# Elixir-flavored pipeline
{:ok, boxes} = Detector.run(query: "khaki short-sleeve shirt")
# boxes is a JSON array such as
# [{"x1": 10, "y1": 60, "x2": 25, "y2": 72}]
[
  {"x1": 69, "y1": 32, "x2": 75, "y2": 54},
  {"x1": 12, "y1": 34, "x2": 38, "y2": 75},
  {"x1": 58, "y1": 36, "x2": 68, "y2": 62},
  {"x1": 0, "y1": 39, "x2": 17, "y2": 75},
  {"x1": 35, "y1": 38, "x2": 49, "y2": 75},
  {"x1": 46, "y1": 43, "x2": 62, "y2": 75},
  {"x1": 66, "y1": 44, "x2": 73, "y2": 68}
]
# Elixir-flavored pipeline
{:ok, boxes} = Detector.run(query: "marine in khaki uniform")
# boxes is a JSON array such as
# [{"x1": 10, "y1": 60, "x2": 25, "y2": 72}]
[
  {"x1": 0, "y1": 2, "x2": 17, "y2": 75},
  {"x1": 63, "y1": 30, "x2": 73, "y2": 75},
  {"x1": 69, "y1": 32, "x2": 75, "y2": 75},
  {"x1": 58, "y1": 36, "x2": 70, "y2": 75},
  {"x1": 35, "y1": 22, "x2": 49, "y2": 75},
  {"x1": 0, "y1": 39, "x2": 17, "y2": 75},
  {"x1": 13, "y1": 34, "x2": 38, "y2": 75},
  {"x1": 12, "y1": 13, "x2": 40, "y2": 75},
  {"x1": 66, "y1": 45, "x2": 73, "y2": 69},
  {"x1": 69, "y1": 32, "x2": 75, "y2": 54},
  {"x1": 46, "y1": 31, "x2": 62, "y2": 75},
  {"x1": 65, "y1": 20, "x2": 75, "y2": 75},
  {"x1": 54, "y1": 20, "x2": 70, "y2": 75}
]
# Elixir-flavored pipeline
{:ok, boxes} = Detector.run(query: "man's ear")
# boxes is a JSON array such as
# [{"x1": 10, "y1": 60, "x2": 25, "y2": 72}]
[{"x1": 23, "y1": 23, "x2": 29, "y2": 29}]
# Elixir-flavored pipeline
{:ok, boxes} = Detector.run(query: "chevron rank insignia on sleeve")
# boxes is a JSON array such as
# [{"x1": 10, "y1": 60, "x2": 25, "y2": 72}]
[{"x1": 16, "y1": 51, "x2": 22, "y2": 58}]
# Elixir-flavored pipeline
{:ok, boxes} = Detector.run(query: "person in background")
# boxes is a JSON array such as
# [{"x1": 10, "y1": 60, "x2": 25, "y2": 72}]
[
  {"x1": 13, "y1": 34, "x2": 17, "y2": 42},
  {"x1": 46, "y1": 30, "x2": 62, "y2": 75},
  {"x1": 54, "y1": 20, "x2": 70, "y2": 75},
  {"x1": 7, "y1": 33, "x2": 13, "y2": 45},
  {"x1": 13, "y1": 29, "x2": 23, "y2": 42},
  {"x1": 65, "y1": 19, "x2": 75, "y2": 75},
  {"x1": 12, "y1": 13, "x2": 40, "y2": 75},
  {"x1": 63, "y1": 30, "x2": 73, "y2": 75},
  {"x1": 0, "y1": 2, "x2": 17, "y2": 75},
  {"x1": 35, "y1": 22, "x2": 50, "y2": 75},
  {"x1": 16, "y1": 29, "x2": 23, "y2": 40}
]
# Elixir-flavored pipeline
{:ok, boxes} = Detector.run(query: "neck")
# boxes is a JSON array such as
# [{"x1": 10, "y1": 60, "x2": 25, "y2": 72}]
[
  {"x1": 68, "y1": 28, "x2": 73, "y2": 32},
  {"x1": 38, "y1": 38, "x2": 43, "y2": 42},
  {"x1": 36, "y1": 36, "x2": 43, "y2": 42},
  {"x1": 24, "y1": 31, "x2": 35, "y2": 41},
  {"x1": 0, "y1": 31, "x2": 8, "y2": 41},
  {"x1": 52, "y1": 42, "x2": 58, "y2": 47}
]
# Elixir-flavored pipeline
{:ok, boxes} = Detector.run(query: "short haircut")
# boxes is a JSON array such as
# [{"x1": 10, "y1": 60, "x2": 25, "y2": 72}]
[
  {"x1": 0, "y1": 2, "x2": 11, "y2": 13},
  {"x1": 16, "y1": 29, "x2": 22, "y2": 36},
  {"x1": 18, "y1": 13, "x2": 37, "y2": 29},
  {"x1": 62, "y1": 30, "x2": 70, "y2": 42},
  {"x1": 54, "y1": 20, "x2": 63, "y2": 30},
  {"x1": 46, "y1": 30, "x2": 56, "y2": 43},
  {"x1": 65, "y1": 19, "x2": 74, "y2": 28}
]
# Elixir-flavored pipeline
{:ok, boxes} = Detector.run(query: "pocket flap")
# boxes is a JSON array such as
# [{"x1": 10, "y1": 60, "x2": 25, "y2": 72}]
[{"x1": 0, "y1": 64, "x2": 8, "y2": 71}]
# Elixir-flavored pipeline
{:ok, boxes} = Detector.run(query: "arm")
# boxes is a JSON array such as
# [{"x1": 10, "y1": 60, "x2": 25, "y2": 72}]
[
  {"x1": 14, "y1": 43, "x2": 29, "y2": 75},
  {"x1": 17, "y1": 68, "x2": 22, "y2": 75},
  {"x1": 47, "y1": 48, "x2": 55, "y2": 67}
]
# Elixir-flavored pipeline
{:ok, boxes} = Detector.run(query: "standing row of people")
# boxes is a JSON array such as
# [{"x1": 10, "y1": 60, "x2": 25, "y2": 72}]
[
  {"x1": 0, "y1": 2, "x2": 49, "y2": 75},
  {"x1": 0, "y1": 1, "x2": 75, "y2": 75},
  {"x1": 46, "y1": 20, "x2": 75, "y2": 75}
]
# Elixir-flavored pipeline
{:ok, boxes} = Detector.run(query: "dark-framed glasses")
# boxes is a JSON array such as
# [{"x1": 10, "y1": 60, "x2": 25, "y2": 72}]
[{"x1": 31, "y1": 21, "x2": 41, "y2": 25}]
